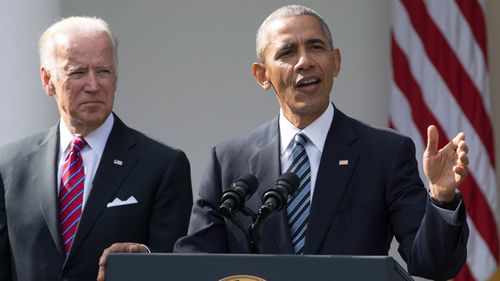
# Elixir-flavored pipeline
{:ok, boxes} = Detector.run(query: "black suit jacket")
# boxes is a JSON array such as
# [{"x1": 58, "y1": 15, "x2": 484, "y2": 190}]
[
  {"x1": 175, "y1": 107, "x2": 468, "y2": 280},
  {"x1": 0, "y1": 114, "x2": 193, "y2": 281}
]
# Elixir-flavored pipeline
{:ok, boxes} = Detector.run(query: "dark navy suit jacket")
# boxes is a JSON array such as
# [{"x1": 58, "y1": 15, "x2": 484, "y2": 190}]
[{"x1": 175, "y1": 106, "x2": 468, "y2": 280}]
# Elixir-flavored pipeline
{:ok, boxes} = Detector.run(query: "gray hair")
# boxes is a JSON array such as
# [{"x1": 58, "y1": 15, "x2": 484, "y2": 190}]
[
  {"x1": 255, "y1": 5, "x2": 334, "y2": 60},
  {"x1": 38, "y1": 16, "x2": 118, "y2": 77}
]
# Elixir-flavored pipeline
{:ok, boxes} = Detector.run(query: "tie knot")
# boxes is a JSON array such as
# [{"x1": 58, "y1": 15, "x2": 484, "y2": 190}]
[
  {"x1": 70, "y1": 137, "x2": 87, "y2": 153},
  {"x1": 293, "y1": 133, "x2": 308, "y2": 147}
]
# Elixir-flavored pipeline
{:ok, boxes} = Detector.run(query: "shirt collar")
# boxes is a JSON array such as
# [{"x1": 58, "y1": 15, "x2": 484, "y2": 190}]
[
  {"x1": 279, "y1": 103, "x2": 334, "y2": 154},
  {"x1": 59, "y1": 114, "x2": 114, "y2": 158}
]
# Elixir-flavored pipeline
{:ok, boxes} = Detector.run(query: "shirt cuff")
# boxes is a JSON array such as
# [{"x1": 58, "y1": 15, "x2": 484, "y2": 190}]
[
  {"x1": 430, "y1": 195, "x2": 463, "y2": 226},
  {"x1": 139, "y1": 244, "x2": 151, "y2": 253}
]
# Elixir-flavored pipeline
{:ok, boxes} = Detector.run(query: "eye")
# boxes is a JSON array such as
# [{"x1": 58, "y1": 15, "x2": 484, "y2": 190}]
[
  {"x1": 276, "y1": 47, "x2": 296, "y2": 60},
  {"x1": 69, "y1": 70, "x2": 85, "y2": 78},
  {"x1": 310, "y1": 43, "x2": 326, "y2": 50},
  {"x1": 97, "y1": 68, "x2": 113, "y2": 77},
  {"x1": 276, "y1": 49, "x2": 292, "y2": 59}
]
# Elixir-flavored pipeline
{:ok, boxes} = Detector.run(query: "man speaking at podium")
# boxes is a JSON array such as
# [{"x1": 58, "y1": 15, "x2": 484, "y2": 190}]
[{"x1": 99, "y1": 5, "x2": 468, "y2": 281}]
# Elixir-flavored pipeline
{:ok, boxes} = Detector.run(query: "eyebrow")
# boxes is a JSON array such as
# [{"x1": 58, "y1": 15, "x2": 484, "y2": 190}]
[
  {"x1": 306, "y1": 38, "x2": 328, "y2": 46},
  {"x1": 277, "y1": 42, "x2": 295, "y2": 52},
  {"x1": 276, "y1": 37, "x2": 327, "y2": 50},
  {"x1": 64, "y1": 64, "x2": 86, "y2": 72}
]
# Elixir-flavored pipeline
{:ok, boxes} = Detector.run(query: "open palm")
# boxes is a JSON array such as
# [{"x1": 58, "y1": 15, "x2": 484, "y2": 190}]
[{"x1": 423, "y1": 125, "x2": 468, "y2": 202}]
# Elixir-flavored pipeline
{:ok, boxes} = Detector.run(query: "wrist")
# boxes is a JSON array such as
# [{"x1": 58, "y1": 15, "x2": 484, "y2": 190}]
[
  {"x1": 429, "y1": 191, "x2": 462, "y2": 210},
  {"x1": 429, "y1": 185, "x2": 457, "y2": 202}
]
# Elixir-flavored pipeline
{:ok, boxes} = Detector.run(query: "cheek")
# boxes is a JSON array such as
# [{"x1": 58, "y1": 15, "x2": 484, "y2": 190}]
[
  {"x1": 107, "y1": 92, "x2": 115, "y2": 106},
  {"x1": 106, "y1": 84, "x2": 116, "y2": 100},
  {"x1": 104, "y1": 79, "x2": 117, "y2": 95},
  {"x1": 62, "y1": 81, "x2": 78, "y2": 95},
  {"x1": 55, "y1": 84, "x2": 72, "y2": 106},
  {"x1": 268, "y1": 68, "x2": 290, "y2": 90}
]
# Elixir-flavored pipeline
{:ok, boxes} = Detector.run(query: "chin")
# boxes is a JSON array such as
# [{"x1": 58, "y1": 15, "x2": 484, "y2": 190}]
[
  {"x1": 295, "y1": 100, "x2": 328, "y2": 112},
  {"x1": 82, "y1": 112, "x2": 109, "y2": 125}
]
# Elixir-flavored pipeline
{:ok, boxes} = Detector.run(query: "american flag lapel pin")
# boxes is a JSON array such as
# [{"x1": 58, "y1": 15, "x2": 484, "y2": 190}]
[
  {"x1": 113, "y1": 159, "x2": 123, "y2": 166},
  {"x1": 339, "y1": 160, "x2": 349, "y2": 166}
]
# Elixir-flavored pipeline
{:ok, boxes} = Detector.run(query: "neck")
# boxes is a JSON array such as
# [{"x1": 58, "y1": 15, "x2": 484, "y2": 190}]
[
  {"x1": 62, "y1": 117, "x2": 100, "y2": 137},
  {"x1": 285, "y1": 115, "x2": 317, "y2": 129},
  {"x1": 282, "y1": 104, "x2": 329, "y2": 130}
]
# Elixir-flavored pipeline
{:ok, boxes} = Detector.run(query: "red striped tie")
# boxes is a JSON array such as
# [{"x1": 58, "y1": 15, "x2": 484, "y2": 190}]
[{"x1": 58, "y1": 137, "x2": 86, "y2": 254}]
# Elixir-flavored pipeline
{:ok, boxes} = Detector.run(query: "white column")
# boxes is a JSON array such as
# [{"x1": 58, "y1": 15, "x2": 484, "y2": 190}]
[{"x1": 0, "y1": 0, "x2": 61, "y2": 146}]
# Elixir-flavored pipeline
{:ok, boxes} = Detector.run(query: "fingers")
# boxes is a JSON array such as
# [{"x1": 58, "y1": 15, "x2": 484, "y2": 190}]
[
  {"x1": 97, "y1": 245, "x2": 115, "y2": 281},
  {"x1": 129, "y1": 244, "x2": 149, "y2": 253},
  {"x1": 453, "y1": 163, "x2": 468, "y2": 176},
  {"x1": 97, "y1": 265, "x2": 105, "y2": 281},
  {"x1": 97, "y1": 251, "x2": 107, "y2": 281},
  {"x1": 97, "y1": 243, "x2": 148, "y2": 281},
  {"x1": 452, "y1": 131, "x2": 466, "y2": 147},
  {"x1": 425, "y1": 125, "x2": 439, "y2": 156},
  {"x1": 457, "y1": 144, "x2": 469, "y2": 165},
  {"x1": 453, "y1": 131, "x2": 468, "y2": 168},
  {"x1": 453, "y1": 133, "x2": 468, "y2": 185},
  {"x1": 453, "y1": 162, "x2": 469, "y2": 185}
]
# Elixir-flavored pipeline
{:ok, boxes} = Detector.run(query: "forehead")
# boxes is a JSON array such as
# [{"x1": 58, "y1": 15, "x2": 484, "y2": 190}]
[
  {"x1": 265, "y1": 15, "x2": 328, "y2": 46},
  {"x1": 55, "y1": 31, "x2": 114, "y2": 65}
]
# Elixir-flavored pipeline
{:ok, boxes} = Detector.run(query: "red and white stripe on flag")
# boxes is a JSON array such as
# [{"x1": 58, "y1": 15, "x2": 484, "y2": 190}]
[{"x1": 389, "y1": 0, "x2": 498, "y2": 280}]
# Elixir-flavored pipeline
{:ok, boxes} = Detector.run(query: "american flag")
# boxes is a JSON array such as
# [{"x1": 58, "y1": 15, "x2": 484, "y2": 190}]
[{"x1": 389, "y1": 0, "x2": 498, "y2": 280}]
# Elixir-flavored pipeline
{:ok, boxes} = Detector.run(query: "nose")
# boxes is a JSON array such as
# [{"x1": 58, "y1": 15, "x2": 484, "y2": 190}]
[
  {"x1": 294, "y1": 51, "x2": 314, "y2": 71},
  {"x1": 84, "y1": 72, "x2": 99, "y2": 92}
]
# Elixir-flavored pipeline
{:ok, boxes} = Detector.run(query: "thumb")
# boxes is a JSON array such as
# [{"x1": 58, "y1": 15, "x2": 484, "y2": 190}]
[{"x1": 426, "y1": 125, "x2": 439, "y2": 156}]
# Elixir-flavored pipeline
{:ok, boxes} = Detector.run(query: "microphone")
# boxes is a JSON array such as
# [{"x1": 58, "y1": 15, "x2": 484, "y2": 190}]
[
  {"x1": 249, "y1": 172, "x2": 300, "y2": 253},
  {"x1": 219, "y1": 174, "x2": 258, "y2": 216},
  {"x1": 259, "y1": 172, "x2": 300, "y2": 216}
]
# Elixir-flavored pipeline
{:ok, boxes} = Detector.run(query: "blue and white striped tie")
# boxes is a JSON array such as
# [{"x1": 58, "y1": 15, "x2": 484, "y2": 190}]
[{"x1": 286, "y1": 133, "x2": 311, "y2": 254}]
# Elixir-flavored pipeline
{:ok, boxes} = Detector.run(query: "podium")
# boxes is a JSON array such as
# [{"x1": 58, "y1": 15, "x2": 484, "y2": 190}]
[{"x1": 106, "y1": 253, "x2": 414, "y2": 281}]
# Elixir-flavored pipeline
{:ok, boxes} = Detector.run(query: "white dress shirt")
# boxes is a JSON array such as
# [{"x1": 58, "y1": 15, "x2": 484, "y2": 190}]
[
  {"x1": 58, "y1": 114, "x2": 114, "y2": 209},
  {"x1": 279, "y1": 103, "x2": 334, "y2": 201}
]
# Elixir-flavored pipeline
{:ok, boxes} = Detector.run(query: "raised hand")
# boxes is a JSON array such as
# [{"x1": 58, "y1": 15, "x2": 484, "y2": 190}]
[{"x1": 423, "y1": 125, "x2": 469, "y2": 202}]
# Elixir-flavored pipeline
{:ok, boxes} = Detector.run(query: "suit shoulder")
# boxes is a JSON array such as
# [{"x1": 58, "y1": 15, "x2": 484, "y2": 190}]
[
  {"x1": 0, "y1": 129, "x2": 52, "y2": 149},
  {"x1": 213, "y1": 119, "x2": 276, "y2": 157},
  {"x1": 0, "y1": 129, "x2": 53, "y2": 162},
  {"x1": 126, "y1": 126, "x2": 186, "y2": 158},
  {"x1": 337, "y1": 113, "x2": 420, "y2": 173},
  {"x1": 346, "y1": 115, "x2": 411, "y2": 143}
]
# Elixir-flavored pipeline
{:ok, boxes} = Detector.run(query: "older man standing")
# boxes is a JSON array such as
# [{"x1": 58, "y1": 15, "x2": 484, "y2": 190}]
[{"x1": 0, "y1": 16, "x2": 192, "y2": 281}]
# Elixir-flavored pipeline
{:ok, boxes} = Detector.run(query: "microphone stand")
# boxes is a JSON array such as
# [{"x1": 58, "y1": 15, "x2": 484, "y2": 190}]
[
  {"x1": 249, "y1": 199, "x2": 278, "y2": 254},
  {"x1": 220, "y1": 207, "x2": 272, "y2": 254},
  {"x1": 220, "y1": 196, "x2": 292, "y2": 254},
  {"x1": 219, "y1": 172, "x2": 298, "y2": 254},
  {"x1": 220, "y1": 206, "x2": 260, "y2": 253}
]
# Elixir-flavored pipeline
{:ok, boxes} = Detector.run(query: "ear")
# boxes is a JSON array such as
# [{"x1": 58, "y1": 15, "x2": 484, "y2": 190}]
[
  {"x1": 332, "y1": 48, "x2": 341, "y2": 77},
  {"x1": 40, "y1": 67, "x2": 55, "y2": 96},
  {"x1": 251, "y1": 62, "x2": 272, "y2": 89}
]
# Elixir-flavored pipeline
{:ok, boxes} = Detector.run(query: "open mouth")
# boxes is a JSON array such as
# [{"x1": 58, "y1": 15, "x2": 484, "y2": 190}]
[{"x1": 296, "y1": 78, "x2": 321, "y2": 88}]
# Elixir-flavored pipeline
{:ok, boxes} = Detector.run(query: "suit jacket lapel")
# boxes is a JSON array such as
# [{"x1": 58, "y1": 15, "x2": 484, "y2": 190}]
[
  {"x1": 306, "y1": 108, "x2": 359, "y2": 254},
  {"x1": 33, "y1": 125, "x2": 65, "y2": 257},
  {"x1": 67, "y1": 115, "x2": 139, "y2": 260},
  {"x1": 248, "y1": 118, "x2": 294, "y2": 254}
]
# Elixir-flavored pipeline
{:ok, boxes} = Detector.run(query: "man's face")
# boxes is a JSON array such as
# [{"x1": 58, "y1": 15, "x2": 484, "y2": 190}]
[
  {"x1": 42, "y1": 31, "x2": 117, "y2": 135},
  {"x1": 253, "y1": 15, "x2": 340, "y2": 128}
]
